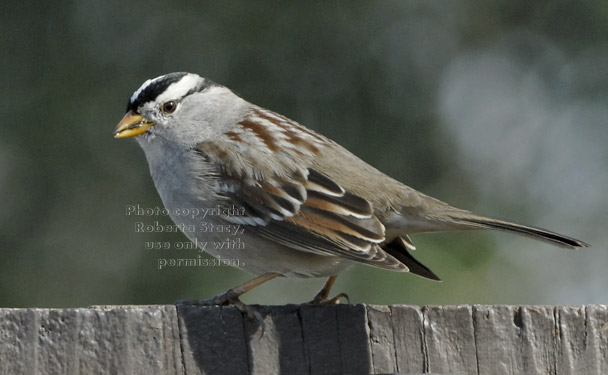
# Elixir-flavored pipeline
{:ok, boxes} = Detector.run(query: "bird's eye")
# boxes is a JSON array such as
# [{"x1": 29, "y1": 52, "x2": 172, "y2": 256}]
[{"x1": 161, "y1": 100, "x2": 178, "y2": 114}]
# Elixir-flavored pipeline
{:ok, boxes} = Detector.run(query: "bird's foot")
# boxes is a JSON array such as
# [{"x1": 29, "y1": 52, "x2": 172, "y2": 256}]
[
  {"x1": 307, "y1": 291, "x2": 350, "y2": 305},
  {"x1": 176, "y1": 290, "x2": 262, "y2": 323},
  {"x1": 304, "y1": 275, "x2": 349, "y2": 304},
  {"x1": 175, "y1": 273, "x2": 280, "y2": 327}
]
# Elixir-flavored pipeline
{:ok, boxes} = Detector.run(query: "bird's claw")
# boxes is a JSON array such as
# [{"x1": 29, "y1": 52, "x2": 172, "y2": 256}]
[
  {"x1": 175, "y1": 292, "x2": 265, "y2": 334},
  {"x1": 307, "y1": 292, "x2": 350, "y2": 305}
]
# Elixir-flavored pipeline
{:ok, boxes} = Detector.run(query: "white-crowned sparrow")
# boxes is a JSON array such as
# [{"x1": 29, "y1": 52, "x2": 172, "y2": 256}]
[{"x1": 114, "y1": 72, "x2": 588, "y2": 306}]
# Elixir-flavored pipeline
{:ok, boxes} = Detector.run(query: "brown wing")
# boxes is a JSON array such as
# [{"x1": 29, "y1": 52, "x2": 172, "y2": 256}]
[{"x1": 191, "y1": 107, "x2": 408, "y2": 271}]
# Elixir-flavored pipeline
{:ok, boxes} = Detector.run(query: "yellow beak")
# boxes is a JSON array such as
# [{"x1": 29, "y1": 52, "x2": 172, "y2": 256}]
[{"x1": 113, "y1": 110, "x2": 154, "y2": 138}]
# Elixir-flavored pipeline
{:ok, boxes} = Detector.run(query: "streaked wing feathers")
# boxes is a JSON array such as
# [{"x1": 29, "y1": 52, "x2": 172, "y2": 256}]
[{"x1": 193, "y1": 108, "x2": 408, "y2": 270}]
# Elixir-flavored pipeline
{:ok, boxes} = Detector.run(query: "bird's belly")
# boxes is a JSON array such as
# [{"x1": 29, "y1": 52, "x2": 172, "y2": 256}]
[
  {"x1": 181, "y1": 224, "x2": 353, "y2": 277},
  {"x1": 190, "y1": 229, "x2": 353, "y2": 277},
  {"x1": 159, "y1": 198, "x2": 353, "y2": 278}
]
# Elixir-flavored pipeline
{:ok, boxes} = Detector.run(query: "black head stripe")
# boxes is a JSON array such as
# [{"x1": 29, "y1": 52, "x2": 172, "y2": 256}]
[
  {"x1": 126, "y1": 73, "x2": 218, "y2": 113},
  {"x1": 126, "y1": 72, "x2": 188, "y2": 112},
  {"x1": 186, "y1": 77, "x2": 217, "y2": 97}
]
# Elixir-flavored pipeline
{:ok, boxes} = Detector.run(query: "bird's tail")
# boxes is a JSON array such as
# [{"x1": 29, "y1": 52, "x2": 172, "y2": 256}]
[{"x1": 444, "y1": 211, "x2": 589, "y2": 249}]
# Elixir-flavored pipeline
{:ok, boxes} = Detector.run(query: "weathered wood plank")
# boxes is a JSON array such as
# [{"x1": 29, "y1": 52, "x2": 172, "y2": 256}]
[
  {"x1": 335, "y1": 304, "x2": 372, "y2": 374},
  {"x1": 243, "y1": 305, "x2": 308, "y2": 375},
  {"x1": 0, "y1": 306, "x2": 183, "y2": 375},
  {"x1": 177, "y1": 304, "x2": 249, "y2": 375},
  {"x1": 0, "y1": 309, "x2": 38, "y2": 375},
  {"x1": 557, "y1": 305, "x2": 608, "y2": 374},
  {"x1": 424, "y1": 305, "x2": 478, "y2": 374},
  {"x1": 299, "y1": 304, "x2": 342, "y2": 374},
  {"x1": 367, "y1": 304, "x2": 396, "y2": 373},
  {"x1": 82, "y1": 306, "x2": 183, "y2": 374},
  {"x1": 472, "y1": 305, "x2": 522, "y2": 375},
  {"x1": 391, "y1": 304, "x2": 426, "y2": 373},
  {"x1": 0, "y1": 305, "x2": 606, "y2": 375}
]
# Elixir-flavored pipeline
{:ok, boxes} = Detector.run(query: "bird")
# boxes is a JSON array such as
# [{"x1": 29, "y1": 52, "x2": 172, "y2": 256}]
[{"x1": 114, "y1": 72, "x2": 588, "y2": 310}]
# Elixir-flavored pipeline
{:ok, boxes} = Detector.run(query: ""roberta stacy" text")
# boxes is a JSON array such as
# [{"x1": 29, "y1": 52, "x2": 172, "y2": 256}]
[{"x1": 134, "y1": 221, "x2": 244, "y2": 235}]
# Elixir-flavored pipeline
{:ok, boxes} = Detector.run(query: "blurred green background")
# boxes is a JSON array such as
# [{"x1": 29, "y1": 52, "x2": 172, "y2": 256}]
[{"x1": 1, "y1": 1, "x2": 606, "y2": 308}]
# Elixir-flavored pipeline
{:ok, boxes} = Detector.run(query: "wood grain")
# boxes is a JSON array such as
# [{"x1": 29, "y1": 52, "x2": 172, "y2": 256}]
[{"x1": 0, "y1": 305, "x2": 606, "y2": 374}]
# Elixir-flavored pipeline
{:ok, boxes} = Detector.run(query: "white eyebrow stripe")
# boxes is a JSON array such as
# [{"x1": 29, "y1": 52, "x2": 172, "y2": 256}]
[
  {"x1": 156, "y1": 74, "x2": 202, "y2": 103},
  {"x1": 130, "y1": 76, "x2": 160, "y2": 103}
]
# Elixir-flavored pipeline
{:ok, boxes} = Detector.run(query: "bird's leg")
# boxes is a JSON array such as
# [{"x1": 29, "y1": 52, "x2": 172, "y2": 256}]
[
  {"x1": 308, "y1": 275, "x2": 349, "y2": 304},
  {"x1": 176, "y1": 272, "x2": 281, "y2": 320}
]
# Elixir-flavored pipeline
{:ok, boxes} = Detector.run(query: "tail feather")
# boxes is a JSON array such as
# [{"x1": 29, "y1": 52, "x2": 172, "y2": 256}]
[
  {"x1": 382, "y1": 237, "x2": 441, "y2": 281},
  {"x1": 446, "y1": 212, "x2": 589, "y2": 250}
]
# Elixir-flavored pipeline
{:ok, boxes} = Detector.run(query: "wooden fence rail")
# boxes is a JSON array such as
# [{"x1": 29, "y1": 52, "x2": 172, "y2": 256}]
[{"x1": 0, "y1": 305, "x2": 606, "y2": 374}]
